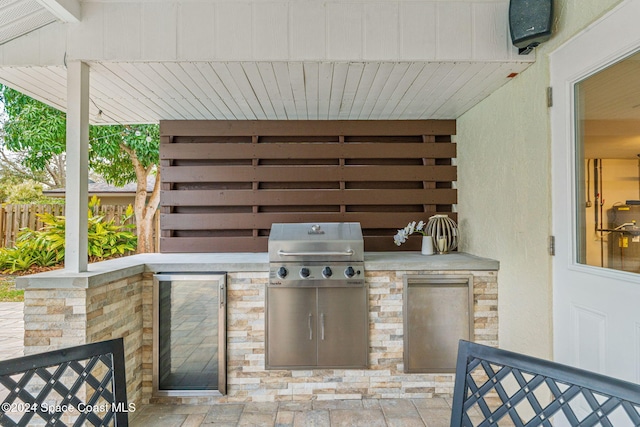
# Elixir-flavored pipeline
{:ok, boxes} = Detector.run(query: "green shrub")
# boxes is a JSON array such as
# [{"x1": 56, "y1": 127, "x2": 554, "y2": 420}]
[
  {"x1": 1, "y1": 180, "x2": 64, "y2": 205},
  {"x1": 0, "y1": 198, "x2": 137, "y2": 273}
]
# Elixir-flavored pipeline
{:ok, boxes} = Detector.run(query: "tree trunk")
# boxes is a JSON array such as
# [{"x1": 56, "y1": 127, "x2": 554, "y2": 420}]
[
  {"x1": 122, "y1": 142, "x2": 161, "y2": 253},
  {"x1": 136, "y1": 210, "x2": 155, "y2": 253},
  {"x1": 133, "y1": 169, "x2": 161, "y2": 253}
]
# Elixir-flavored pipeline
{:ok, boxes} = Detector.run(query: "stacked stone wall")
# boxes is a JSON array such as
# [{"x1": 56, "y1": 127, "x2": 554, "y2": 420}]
[
  {"x1": 24, "y1": 268, "x2": 497, "y2": 405},
  {"x1": 146, "y1": 270, "x2": 498, "y2": 403},
  {"x1": 86, "y1": 274, "x2": 144, "y2": 406},
  {"x1": 22, "y1": 274, "x2": 145, "y2": 407}
]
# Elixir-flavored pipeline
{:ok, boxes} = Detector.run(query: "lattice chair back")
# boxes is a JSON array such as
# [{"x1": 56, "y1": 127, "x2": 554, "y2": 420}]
[
  {"x1": 451, "y1": 340, "x2": 640, "y2": 427},
  {"x1": 0, "y1": 338, "x2": 128, "y2": 426}
]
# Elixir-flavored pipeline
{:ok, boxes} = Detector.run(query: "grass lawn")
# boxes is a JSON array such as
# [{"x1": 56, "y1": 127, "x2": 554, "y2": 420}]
[
  {"x1": 0, "y1": 276, "x2": 24, "y2": 302},
  {"x1": 0, "y1": 264, "x2": 62, "y2": 302}
]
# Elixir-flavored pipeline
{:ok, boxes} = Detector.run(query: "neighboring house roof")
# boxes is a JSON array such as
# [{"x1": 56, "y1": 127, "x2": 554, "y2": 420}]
[{"x1": 44, "y1": 176, "x2": 156, "y2": 196}]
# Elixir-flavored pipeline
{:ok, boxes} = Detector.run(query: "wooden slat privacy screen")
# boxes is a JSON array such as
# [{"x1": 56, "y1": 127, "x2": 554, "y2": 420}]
[{"x1": 159, "y1": 120, "x2": 456, "y2": 253}]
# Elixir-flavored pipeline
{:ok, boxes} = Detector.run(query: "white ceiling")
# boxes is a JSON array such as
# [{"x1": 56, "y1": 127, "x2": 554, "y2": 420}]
[
  {"x1": 2, "y1": 0, "x2": 637, "y2": 157},
  {"x1": 0, "y1": 0, "x2": 56, "y2": 45},
  {"x1": 582, "y1": 50, "x2": 640, "y2": 159},
  {"x1": 0, "y1": 60, "x2": 532, "y2": 124},
  {"x1": 0, "y1": 0, "x2": 538, "y2": 124},
  {"x1": 581, "y1": 51, "x2": 640, "y2": 121}
]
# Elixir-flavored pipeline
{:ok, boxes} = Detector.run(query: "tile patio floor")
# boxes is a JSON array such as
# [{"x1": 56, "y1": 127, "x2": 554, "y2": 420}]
[
  {"x1": 130, "y1": 398, "x2": 454, "y2": 427},
  {"x1": 0, "y1": 302, "x2": 454, "y2": 426},
  {"x1": 0, "y1": 302, "x2": 24, "y2": 361}
]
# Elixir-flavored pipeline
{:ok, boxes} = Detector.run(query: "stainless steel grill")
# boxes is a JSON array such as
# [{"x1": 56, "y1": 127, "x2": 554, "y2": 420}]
[
  {"x1": 266, "y1": 222, "x2": 368, "y2": 369},
  {"x1": 268, "y1": 222, "x2": 364, "y2": 286}
]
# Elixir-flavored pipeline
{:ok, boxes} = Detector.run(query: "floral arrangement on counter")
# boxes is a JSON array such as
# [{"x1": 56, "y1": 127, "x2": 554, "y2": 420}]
[
  {"x1": 393, "y1": 220, "x2": 426, "y2": 246},
  {"x1": 393, "y1": 215, "x2": 459, "y2": 254}
]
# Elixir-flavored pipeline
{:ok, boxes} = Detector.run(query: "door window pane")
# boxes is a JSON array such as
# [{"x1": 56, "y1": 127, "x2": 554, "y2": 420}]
[{"x1": 575, "y1": 51, "x2": 640, "y2": 273}]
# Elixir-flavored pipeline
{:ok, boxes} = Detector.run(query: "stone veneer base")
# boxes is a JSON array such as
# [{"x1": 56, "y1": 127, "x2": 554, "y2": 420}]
[
  {"x1": 23, "y1": 274, "x2": 145, "y2": 406},
  {"x1": 18, "y1": 253, "x2": 498, "y2": 406}
]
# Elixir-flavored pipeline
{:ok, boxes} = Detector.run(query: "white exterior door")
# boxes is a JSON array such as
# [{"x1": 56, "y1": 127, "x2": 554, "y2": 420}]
[{"x1": 551, "y1": 0, "x2": 640, "y2": 384}]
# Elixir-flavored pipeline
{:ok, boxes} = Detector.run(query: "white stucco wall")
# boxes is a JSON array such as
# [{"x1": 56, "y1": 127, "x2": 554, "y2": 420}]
[{"x1": 457, "y1": 0, "x2": 624, "y2": 359}]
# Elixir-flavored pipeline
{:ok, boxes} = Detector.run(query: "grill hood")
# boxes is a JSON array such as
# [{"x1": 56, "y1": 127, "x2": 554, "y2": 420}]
[{"x1": 268, "y1": 222, "x2": 364, "y2": 262}]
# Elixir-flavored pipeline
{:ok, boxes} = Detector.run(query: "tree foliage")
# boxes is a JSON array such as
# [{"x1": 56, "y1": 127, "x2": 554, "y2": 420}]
[
  {"x1": 0, "y1": 84, "x2": 160, "y2": 253},
  {"x1": 1, "y1": 85, "x2": 159, "y2": 185},
  {"x1": 89, "y1": 125, "x2": 159, "y2": 186},
  {"x1": 0, "y1": 88, "x2": 67, "y2": 187},
  {"x1": 0, "y1": 87, "x2": 66, "y2": 174}
]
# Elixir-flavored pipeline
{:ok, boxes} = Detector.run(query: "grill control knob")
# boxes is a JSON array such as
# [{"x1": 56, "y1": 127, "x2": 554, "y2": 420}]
[
  {"x1": 277, "y1": 267, "x2": 288, "y2": 279},
  {"x1": 322, "y1": 267, "x2": 333, "y2": 278},
  {"x1": 300, "y1": 267, "x2": 311, "y2": 278},
  {"x1": 344, "y1": 266, "x2": 356, "y2": 278}
]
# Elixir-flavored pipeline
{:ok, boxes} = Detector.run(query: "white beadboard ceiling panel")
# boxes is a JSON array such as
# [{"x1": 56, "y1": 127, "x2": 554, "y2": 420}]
[
  {"x1": 0, "y1": 61, "x2": 532, "y2": 124},
  {"x1": 0, "y1": 0, "x2": 537, "y2": 125},
  {"x1": 0, "y1": 0, "x2": 56, "y2": 46}
]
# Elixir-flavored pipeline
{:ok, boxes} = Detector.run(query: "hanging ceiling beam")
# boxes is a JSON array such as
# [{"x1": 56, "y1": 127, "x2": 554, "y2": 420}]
[{"x1": 35, "y1": 0, "x2": 80, "y2": 22}]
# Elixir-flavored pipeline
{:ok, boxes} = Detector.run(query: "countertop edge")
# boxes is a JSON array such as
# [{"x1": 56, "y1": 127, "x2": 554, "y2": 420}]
[{"x1": 16, "y1": 252, "x2": 499, "y2": 289}]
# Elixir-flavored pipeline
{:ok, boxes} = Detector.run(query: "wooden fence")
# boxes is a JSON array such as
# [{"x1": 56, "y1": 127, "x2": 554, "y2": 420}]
[{"x1": 0, "y1": 204, "x2": 159, "y2": 251}]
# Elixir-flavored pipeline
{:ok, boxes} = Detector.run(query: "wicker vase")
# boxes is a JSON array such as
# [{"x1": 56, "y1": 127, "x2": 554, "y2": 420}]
[{"x1": 425, "y1": 214, "x2": 458, "y2": 254}]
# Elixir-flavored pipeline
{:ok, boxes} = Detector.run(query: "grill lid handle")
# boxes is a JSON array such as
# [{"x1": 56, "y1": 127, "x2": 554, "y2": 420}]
[{"x1": 277, "y1": 249, "x2": 354, "y2": 257}]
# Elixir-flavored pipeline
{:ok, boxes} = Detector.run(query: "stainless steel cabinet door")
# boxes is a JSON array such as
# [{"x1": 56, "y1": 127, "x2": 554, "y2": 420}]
[
  {"x1": 266, "y1": 287, "x2": 317, "y2": 368},
  {"x1": 403, "y1": 275, "x2": 473, "y2": 373},
  {"x1": 317, "y1": 288, "x2": 368, "y2": 368}
]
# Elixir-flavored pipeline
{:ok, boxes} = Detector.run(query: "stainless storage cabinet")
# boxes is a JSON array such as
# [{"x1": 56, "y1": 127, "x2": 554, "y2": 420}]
[
  {"x1": 403, "y1": 274, "x2": 474, "y2": 373},
  {"x1": 266, "y1": 287, "x2": 368, "y2": 369}
]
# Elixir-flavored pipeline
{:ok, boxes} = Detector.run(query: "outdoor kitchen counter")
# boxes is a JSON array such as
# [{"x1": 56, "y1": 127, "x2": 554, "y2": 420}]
[
  {"x1": 15, "y1": 251, "x2": 499, "y2": 405},
  {"x1": 364, "y1": 251, "x2": 498, "y2": 271},
  {"x1": 16, "y1": 252, "x2": 498, "y2": 289}
]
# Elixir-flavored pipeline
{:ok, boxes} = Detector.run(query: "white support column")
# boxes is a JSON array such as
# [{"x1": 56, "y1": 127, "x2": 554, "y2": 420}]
[{"x1": 65, "y1": 61, "x2": 89, "y2": 272}]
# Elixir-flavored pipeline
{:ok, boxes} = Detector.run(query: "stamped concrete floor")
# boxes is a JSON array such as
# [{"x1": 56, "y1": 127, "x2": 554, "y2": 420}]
[{"x1": 130, "y1": 398, "x2": 453, "y2": 427}]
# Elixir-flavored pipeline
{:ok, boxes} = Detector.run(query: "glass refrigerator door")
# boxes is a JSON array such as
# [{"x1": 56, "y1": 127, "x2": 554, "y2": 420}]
[{"x1": 153, "y1": 274, "x2": 226, "y2": 396}]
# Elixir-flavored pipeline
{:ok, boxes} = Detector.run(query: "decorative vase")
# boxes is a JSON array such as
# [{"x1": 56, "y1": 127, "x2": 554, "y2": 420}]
[
  {"x1": 425, "y1": 214, "x2": 458, "y2": 254},
  {"x1": 421, "y1": 235, "x2": 434, "y2": 255}
]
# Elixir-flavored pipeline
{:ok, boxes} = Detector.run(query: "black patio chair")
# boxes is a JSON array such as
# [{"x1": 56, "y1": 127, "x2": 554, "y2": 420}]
[
  {"x1": 0, "y1": 338, "x2": 128, "y2": 427},
  {"x1": 451, "y1": 340, "x2": 640, "y2": 426}
]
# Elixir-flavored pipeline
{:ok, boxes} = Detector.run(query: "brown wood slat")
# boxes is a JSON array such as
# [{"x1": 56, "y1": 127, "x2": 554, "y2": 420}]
[
  {"x1": 160, "y1": 235, "x2": 423, "y2": 253},
  {"x1": 364, "y1": 235, "x2": 422, "y2": 252},
  {"x1": 422, "y1": 134, "x2": 437, "y2": 214},
  {"x1": 162, "y1": 165, "x2": 456, "y2": 182},
  {"x1": 160, "y1": 119, "x2": 456, "y2": 253},
  {"x1": 161, "y1": 189, "x2": 457, "y2": 206},
  {"x1": 160, "y1": 120, "x2": 456, "y2": 137},
  {"x1": 160, "y1": 236, "x2": 268, "y2": 253},
  {"x1": 160, "y1": 142, "x2": 456, "y2": 160},
  {"x1": 161, "y1": 212, "x2": 457, "y2": 230},
  {"x1": 160, "y1": 159, "x2": 172, "y2": 238}
]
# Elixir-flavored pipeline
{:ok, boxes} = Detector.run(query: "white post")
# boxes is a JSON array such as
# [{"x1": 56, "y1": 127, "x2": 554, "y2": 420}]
[{"x1": 65, "y1": 61, "x2": 89, "y2": 272}]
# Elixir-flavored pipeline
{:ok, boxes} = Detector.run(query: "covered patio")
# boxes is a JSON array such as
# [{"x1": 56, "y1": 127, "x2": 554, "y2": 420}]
[{"x1": 2, "y1": 0, "x2": 640, "y2": 425}]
